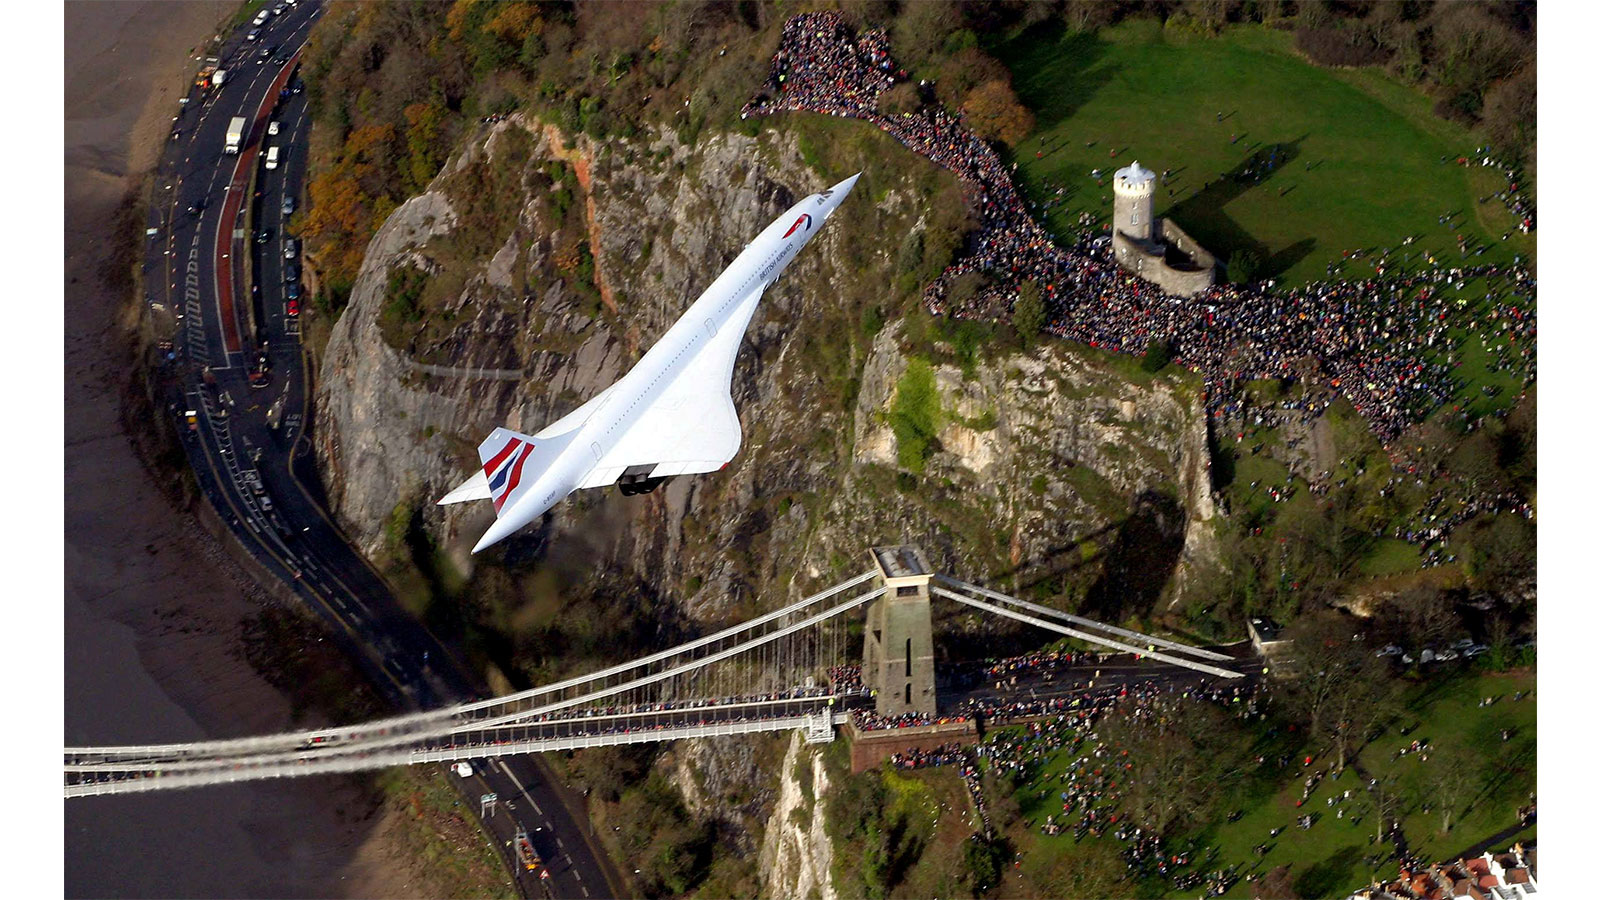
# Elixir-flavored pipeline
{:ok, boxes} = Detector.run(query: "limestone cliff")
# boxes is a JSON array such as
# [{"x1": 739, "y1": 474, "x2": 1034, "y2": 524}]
[{"x1": 313, "y1": 114, "x2": 1220, "y2": 894}]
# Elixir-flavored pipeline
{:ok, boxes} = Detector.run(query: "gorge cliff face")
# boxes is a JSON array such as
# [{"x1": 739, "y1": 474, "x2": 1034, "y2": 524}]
[
  {"x1": 317, "y1": 114, "x2": 1214, "y2": 615},
  {"x1": 313, "y1": 114, "x2": 1218, "y2": 888}
]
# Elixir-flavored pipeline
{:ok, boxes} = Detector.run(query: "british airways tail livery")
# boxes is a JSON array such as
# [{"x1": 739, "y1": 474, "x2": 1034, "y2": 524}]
[{"x1": 439, "y1": 172, "x2": 861, "y2": 553}]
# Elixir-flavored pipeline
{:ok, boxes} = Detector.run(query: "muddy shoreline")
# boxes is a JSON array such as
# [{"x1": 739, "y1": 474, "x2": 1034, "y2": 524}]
[{"x1": 63, "y1": 3, "x2": 417, "y2": 896}]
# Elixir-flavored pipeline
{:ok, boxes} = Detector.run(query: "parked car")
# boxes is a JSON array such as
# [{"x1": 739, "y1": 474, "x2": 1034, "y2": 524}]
[
  {"x1": 1464, "y1": 644, "x2": 1490, "y2": 658},
  {"x1": 1419, "y1": 649, "x2": 1436, "y2": 664},
  {"x1": 1376, "y1": 645, "x2": 1404, "y2": 658},
  {"x1": 268, "y1": 120, "x2": 280, "y2": 136},
  {"x1": 283, "y1": 237, "x2": 297, "y2": 259},
  {"x1": 1436, "y1": 649, "x2": 1459, "y2": 661},
  {"x1": 283, "y1": 262, "x2": 300, "y2": 282},
  {"x1": 281, "y1": 195, "x2": 295, "y2": 216},
  {"x1": 286, "y1": 296, "x2": 299, "y2": 317},
  {"x1": 1450, "y1": 638, "x2": 1476, "y2": 650},
  {"x1": 286, "y1": 281, "x2": 300, "y2": 301}
]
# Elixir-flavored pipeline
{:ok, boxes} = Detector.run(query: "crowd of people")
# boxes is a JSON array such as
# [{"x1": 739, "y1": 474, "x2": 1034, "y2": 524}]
[
  {"x1": 866, "y1": 669, "x2": 1265, "y2": 894},
  {"x1": 742, "y1": 11, "x2": 1536, "y2": 459}
]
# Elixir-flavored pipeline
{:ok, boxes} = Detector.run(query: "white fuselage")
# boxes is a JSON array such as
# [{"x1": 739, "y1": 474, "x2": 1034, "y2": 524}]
[{"x1": 476, "y1": 174, "x2": 859, "y2": 549}]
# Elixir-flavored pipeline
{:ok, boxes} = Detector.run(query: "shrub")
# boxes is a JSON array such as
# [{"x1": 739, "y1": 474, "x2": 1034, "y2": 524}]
[
  {"x1": 1140, "y1": 337, "x2": 1173, "y2": 373},
  {"x1": 889, "y1": 359, "x2": 940, "y2": 474}
]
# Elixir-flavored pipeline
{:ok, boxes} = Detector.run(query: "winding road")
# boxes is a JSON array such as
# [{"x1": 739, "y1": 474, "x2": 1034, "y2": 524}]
[{"x1": 138, "y1": 3, "x2": 618, "y2": 896}]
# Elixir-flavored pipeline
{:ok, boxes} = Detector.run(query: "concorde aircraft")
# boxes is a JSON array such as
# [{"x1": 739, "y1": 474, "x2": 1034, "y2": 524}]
[{"x1": 439, "y1": 172, "x2": 861, "y2": 553}]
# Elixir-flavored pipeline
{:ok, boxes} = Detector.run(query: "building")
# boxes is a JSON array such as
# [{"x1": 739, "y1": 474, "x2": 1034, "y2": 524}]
[
  {"x1": 1346, "y1": 842, "x2": 1537, "y2": 899},
  {"x1": 1110, "y1": 161, "x2": 1217, "y2": 297}
]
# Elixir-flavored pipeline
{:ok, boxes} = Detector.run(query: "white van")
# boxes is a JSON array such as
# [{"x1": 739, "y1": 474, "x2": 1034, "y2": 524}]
[{"x1": 265, "y1": 146, "x2": 279, "y2": 170}]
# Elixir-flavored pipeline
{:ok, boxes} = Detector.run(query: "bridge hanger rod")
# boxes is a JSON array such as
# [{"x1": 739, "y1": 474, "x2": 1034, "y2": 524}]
[
  {"x1": 931, "y1": 587, "x2": 1242, "y2": 679},
  {"x1": 457, "y1": 587, "x2": 885, "y2": 731},
  {"x1": 933, "y1": 574, "x2": 1234, "y2": 662},
  {"x1": 66, "y1": 570, "x2": 879, "y2": 761}
]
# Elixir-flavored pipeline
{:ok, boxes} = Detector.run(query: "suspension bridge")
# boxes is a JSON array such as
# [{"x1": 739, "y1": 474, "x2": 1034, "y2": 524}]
[{"x1": 65, "y1": 547, "x2": 1248, "y2": 798}]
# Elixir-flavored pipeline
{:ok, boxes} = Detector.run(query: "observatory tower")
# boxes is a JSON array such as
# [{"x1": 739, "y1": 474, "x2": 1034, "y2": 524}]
[
  {"x1": 1109, "y1": 160, "x2": 1217, "y2": 297},
  {"x1": 1113, "y1": 161, "x2": 1156, "y2": 242}
]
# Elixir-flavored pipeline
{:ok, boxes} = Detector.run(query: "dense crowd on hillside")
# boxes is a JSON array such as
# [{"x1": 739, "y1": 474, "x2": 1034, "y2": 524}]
[
  {"x1": 742, "y1": 11, "x2": 1536, "y2": 452},
  {"x1": 875, "y1": 677, "x2": 1265, "y2": 894}
]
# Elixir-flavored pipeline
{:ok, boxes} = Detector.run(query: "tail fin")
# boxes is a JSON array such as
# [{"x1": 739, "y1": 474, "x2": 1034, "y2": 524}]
[{"x1": 437, "y1": 426, "x2": 575, "y2": 516}]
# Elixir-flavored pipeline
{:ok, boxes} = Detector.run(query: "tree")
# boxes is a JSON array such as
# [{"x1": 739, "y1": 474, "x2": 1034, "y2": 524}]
[
  {"x1": 960, "y1": 79, "x2": 1035, "y2": 147},
  {"x1": 877, "y1": 81, "x2": 920, "y2": 116},
  {"x1": 1283, "y1": 612, "x2": 1397, "y2": 773},
  {"x1": 1012, "y1": 280, "x2": 1045, "y2": 349},
  {"x1": 1430, "y1": 745, "x2": 1478, "y2": 836},
  {"x1": 1062, "y1": 0, "x2": 1116, "y2": 33},
  {"x1": 1228, "y1": 248, "x2": 1262, "y2": 285}
]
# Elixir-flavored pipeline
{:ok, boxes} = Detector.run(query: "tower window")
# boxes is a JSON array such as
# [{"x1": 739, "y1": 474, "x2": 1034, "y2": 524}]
[
  {"x1": 905, "y1": 639, "x2": 912, "y2": 676},
  {"x1": 1132, "y1": 210, "x2": 1140, "y2": 226}
]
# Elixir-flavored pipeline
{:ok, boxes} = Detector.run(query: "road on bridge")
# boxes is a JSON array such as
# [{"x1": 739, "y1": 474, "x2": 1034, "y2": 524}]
[{"x1": 137, "y1": 4, "x2": 618, "y2": 896}]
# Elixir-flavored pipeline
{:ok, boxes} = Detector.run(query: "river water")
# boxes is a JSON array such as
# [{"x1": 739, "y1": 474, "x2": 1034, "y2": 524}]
[{"x1": 64, "y1": 3, "x2": 389, "y2": 896}]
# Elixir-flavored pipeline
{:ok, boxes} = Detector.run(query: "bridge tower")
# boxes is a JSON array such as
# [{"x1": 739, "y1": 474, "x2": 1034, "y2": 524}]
[{"x1": 862, "y1": 546, "x2": 938, "y2": 717}]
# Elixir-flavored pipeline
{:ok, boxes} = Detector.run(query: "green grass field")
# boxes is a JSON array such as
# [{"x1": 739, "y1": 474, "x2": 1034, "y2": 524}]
[
  {"x1": 983, "y1": 665, "x2": 1534, "y2": 899},
  {"x1": 992, "y1": 19, "x2": 1534, "y2": 287}
]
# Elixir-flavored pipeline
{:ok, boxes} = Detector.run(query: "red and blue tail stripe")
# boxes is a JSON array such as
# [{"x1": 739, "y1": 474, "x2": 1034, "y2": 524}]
[{"x1": 483, "y1": 437, "x2": 535, "y2": 512}]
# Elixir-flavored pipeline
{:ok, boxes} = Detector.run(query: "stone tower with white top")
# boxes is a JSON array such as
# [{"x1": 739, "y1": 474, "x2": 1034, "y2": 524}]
[
  {"x1": 1109, "y1": 160, "x2": 1217, "y2": 297},
  {"x1": 1113, "y1": 161, "x2": 1157, "y2": 242}
]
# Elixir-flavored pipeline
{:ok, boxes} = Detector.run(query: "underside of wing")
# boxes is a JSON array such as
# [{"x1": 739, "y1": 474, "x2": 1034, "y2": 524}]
[{"x1": 578, "y1": 287, "x2": 762, "y2": 489}]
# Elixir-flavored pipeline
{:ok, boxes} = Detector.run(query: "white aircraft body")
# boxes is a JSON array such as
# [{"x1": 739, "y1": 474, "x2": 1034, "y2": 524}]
[{"x1": 440, "y1": 173, "x2": 861, "y2": 553}]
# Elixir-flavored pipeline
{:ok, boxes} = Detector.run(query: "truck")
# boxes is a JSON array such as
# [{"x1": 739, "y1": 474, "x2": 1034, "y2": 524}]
[
  {"x1": 225, "y1": 116, "x2": 246, "y2": 154},
  {"x1": 265, "y1": 146, "x2": 279, "y2": 169},
  {"x1": 514, "y1": 828, "x2": 542, "y2": 873},
  {"x1": 211, "y1": 68, "x2": 227, "y2": 88}
]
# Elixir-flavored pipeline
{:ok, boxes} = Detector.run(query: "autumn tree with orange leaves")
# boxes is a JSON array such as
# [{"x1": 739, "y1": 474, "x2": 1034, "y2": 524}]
[{"x1": 960, "y1": 78, "x2": 1034, "y2": 147}]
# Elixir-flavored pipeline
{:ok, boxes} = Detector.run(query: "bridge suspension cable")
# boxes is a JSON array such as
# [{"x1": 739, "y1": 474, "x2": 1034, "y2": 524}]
[{"x1": 930, "y1": 586, "x2": 1242, "y2": 679}]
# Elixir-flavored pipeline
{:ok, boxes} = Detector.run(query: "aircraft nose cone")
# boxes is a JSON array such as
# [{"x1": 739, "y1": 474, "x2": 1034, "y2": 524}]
[{"x1": 830, "y1": 172, "x2": 861, "y2": 198}]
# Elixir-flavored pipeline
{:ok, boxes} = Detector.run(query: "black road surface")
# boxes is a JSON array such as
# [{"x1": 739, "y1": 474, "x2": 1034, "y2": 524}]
[{"x1": 140, "y1": 3, "x2": 619, "y2": 897}]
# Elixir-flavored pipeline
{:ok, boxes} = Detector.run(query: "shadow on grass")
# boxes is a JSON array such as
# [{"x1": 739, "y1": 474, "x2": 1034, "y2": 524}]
[
  {"x1": 1162, "y1": 137, "x2": 1317, "y2": 280},
  {"x1": 994, "y1": 21, "x2": 1120, "y2": 131},
  {"x1": 1294, "y1": 844, "x2": 1364, "y2": 898}
]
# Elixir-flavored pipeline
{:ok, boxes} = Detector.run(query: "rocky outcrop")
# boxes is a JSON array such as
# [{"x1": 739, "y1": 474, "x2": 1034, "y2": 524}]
[
  {"x1": 758, "y1": 734, "x2": 836, "y2": 900},
  {"x1": 314, "y1": 115, "x2": 1222, "y2": 895}
]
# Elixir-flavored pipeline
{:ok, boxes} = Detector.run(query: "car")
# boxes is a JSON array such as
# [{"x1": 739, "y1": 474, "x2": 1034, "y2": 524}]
[
  {"x1": 273, "y1": 53, "x2": 290, "y2": 65},
  {"x1": 1419, "y1": 649, "x2": 1436, "y2": 664},
  {"x1": 287, "y1": 296, "x2": 299, "y2": 317},
  {"x1": 281, "y1": 195, "x2": 295, "y2": 216},
  {"x1": 284, "y1": 262, "x2": 300, "y2": 282},
  {"x1": 186, "y1": 199, "x2": 207, "y2": 216},
  {"x1": 1464, "y1": 644, "x2": 1490, "y2": 658},
  {"x1": 1436, "y1": 649, "x2": 1459, "y2": 661},
  {"x1": 272, "y1": 4, "x2": 285, "y2": 14},
  {"x1": 286, "y1": 281, "x2": 300, "y2": 301},
  {"x1": 259, "y1": 494, "x2": 273, "y2": 512},
  {"x1": 246, "y1": 28, "x2": 261, "y2": 41},
  {"x1": 1450, "y1": 638, "x2": 1476, "y2": 650},
  {"x1": 170, "y1": 128, "x2": 182, "y2": 141},
  {"x1": 1401, "y1": 653, "x2": 1414, "y2": 665},
  {"x1": 291, "y1": 79, "x2": 304, "y2": 95},
  {"x1": 283, "y1": 238, "x2": 297, "y2": 259},
  {"x1": 255, "y1": 229, "x2": 272, "y2": 244},
  {"x1": 1375, "y1": 645, "x2": 1404, "y2": 658},
  {"x1": 268, "y1": 120, "x2": 280, "y2": 136}
]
